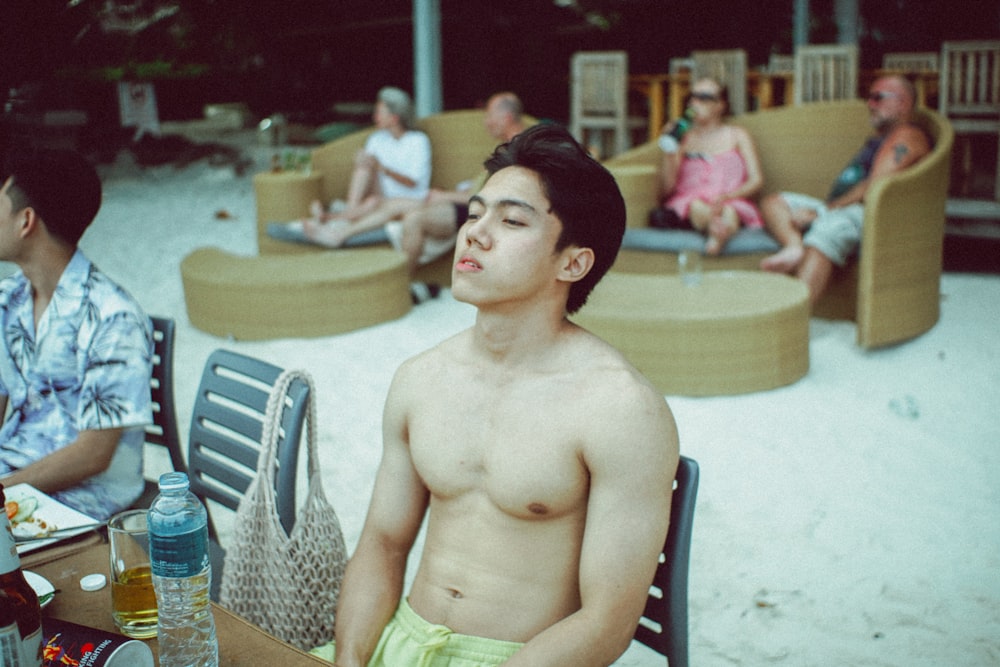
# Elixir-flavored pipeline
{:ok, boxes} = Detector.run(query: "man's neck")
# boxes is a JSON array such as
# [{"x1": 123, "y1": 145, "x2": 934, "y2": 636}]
[
  {"x1": 471, "y1": 302, "x2": 573, "y2": 367},
  {"x1": 21, "y1": 245, "x2": 75, "y2": 311},
  {"x1": 503, "y1": 123, "x2": 527, "y2": 142}
]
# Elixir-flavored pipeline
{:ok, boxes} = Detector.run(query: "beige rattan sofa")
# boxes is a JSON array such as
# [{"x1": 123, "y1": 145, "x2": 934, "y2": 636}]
[{"x1": 604, "y1": 100, "x2": 954, "y2": 349}]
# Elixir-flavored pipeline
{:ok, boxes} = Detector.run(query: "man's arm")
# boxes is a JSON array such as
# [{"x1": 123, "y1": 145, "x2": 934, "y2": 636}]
[
  {"x1": 332, "y1": 363, "x2": 430, "y2": 667},
  {"x1": 504, "y1": 379, "x2": 679, "y2": 666},
  {"x1": 828, "y1": 125, "x2": 930, "y2": 209},
  {"x1": 0, "y1": 428, "x2": 122, "y2": 493}
]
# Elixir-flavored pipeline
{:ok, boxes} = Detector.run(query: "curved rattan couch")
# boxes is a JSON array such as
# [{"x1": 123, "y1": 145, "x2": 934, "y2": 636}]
[{"x1": 604, "y1": 101, "x2": 954, "y2": 349}]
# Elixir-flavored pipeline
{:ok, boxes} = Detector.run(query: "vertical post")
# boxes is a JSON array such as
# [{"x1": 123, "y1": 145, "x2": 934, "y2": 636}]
[
  {"x1": 793, "y1": 0, "x2": 809, "y2": 47},
  {"x1": 834, "y1": 0, "x2": 859, "y2": 45},
  {"x1": 413, "y1": 0, "x2": 443, "y2": 118}
]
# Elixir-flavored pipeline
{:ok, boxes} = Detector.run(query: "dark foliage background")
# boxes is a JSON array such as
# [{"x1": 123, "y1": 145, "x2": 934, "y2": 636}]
[{"x1": 1, "y1": 0, "x2": 997, "y2": 125}]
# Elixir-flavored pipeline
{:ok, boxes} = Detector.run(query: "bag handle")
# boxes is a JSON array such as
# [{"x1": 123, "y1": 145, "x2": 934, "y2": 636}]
[{"x1": 257, "y1": 368, "x2": 320, "y2": 493}]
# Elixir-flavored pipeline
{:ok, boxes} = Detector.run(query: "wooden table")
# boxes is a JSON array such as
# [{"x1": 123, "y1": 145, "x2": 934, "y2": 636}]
[
  {"x1": 573, "y1": 271, "x2": 810, "y2": 396},
  {"x1": 629, "y1": 71, "x2": 794, "y2": 142},
  {"x1": 23, "y1": 536, "x2": 330, "y2": 665}
]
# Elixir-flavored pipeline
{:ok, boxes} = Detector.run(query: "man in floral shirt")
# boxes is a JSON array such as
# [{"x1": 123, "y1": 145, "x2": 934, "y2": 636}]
[{"x1": 0, "y1": 147, "x2": 152, "y2": 520}]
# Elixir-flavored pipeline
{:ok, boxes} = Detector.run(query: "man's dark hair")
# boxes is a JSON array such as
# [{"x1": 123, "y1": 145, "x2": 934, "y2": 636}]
[
  {"x1": 483, "y1": 123, "x2": 625, "y2": 313},
  {"x1": 2, "y1": 147, "x2": 102, "y2": 247}
]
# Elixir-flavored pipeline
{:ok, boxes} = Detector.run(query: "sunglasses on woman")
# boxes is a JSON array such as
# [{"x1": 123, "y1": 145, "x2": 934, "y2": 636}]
[{"x1": 689, "y1": 92, "x2": 720, "y2": 102}]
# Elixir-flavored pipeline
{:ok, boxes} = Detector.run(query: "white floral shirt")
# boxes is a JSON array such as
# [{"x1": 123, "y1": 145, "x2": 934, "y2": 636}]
[{"x1": 0, "y1": 250, "x2": 153, "y2": 519}]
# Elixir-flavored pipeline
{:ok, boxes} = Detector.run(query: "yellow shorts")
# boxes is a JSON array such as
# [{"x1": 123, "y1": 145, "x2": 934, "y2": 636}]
[{"x1": 311, "y1": 598, "x2": 524, "y2": 667}]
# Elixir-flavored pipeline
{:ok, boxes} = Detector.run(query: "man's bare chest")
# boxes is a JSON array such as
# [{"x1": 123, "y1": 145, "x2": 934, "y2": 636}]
[{"x1": 406, "y1": 387, "x2": 590, "y2": 519}]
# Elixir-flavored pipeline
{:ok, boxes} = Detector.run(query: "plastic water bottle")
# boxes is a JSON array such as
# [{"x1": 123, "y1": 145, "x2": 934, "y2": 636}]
[
  {"x1": 658, "y1": 106, "x2": 696, "y2": 153},
  {"x1": 148, "y1": 472, "x2": 218, "y2": 667}
]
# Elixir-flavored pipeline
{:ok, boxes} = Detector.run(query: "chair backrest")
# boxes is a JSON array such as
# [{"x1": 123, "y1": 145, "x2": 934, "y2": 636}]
[
  {"x1": 669, "y1": 57, "x2": 694, "y2": 75},
  {"x1": 883, "y1": 51, "x2": 939, "y2": 72},
  {"x1": 187, "y1": 349, "x2": 310, "y2": 539},
  {"x1": 134, "y1": 316, "x2": 185, "y2": 510},
  {"x1": 768, "y1": 53, "x2": 795, "y2": 74},
  {"x1": 692, "y1": 49, "x2": 748, "y2": 115},
  {"x1": 634, "y1": 455, "x2": 700, "y2": 667},
  {"x1": 570, "y1": 50, "x2": 630, "y2": 157},
  {"x1": 793, "y1": 44, "x2": 859, "y2": 105},
  {"x1": 938, "y1": 40, "x2": 1000, "y2": 120},
  {"x1": 146, "y1": 316, "x2": 184, "y2": 472}
]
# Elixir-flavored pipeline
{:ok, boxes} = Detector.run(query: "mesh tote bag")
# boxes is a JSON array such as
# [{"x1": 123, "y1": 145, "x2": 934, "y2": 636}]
[{"x1": 220, "y1": 369, "x2": 347, "y2": 650}]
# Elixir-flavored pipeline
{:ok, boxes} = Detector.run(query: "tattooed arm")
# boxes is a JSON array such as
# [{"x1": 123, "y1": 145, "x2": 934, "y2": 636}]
[{"x1": 829, "y1": 124, "x2": 931, "y2": 209}]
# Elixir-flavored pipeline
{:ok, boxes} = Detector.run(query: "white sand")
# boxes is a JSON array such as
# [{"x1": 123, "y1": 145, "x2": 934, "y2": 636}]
[{"x1": 19, "y1": 131, "x2": 999, "y2": 665}]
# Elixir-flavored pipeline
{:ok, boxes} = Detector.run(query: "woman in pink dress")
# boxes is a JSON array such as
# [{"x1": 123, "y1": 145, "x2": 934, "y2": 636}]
[{"x1": 656, "y1": 78, "x2": 765, "y2": 255}]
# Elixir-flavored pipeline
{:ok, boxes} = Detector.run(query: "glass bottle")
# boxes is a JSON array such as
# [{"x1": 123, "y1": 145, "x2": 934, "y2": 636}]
[
  {"x1": 0, "y1": 485, "x2": 42, "y2": 667},
  {"x1": 658, "y1": 106, "x2": 696, "y2": 153}
]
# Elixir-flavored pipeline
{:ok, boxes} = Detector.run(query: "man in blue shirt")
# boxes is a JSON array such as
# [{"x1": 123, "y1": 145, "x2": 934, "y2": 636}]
[{"x1": 0, "y1": 147, "x2": 153, "y2": 520}]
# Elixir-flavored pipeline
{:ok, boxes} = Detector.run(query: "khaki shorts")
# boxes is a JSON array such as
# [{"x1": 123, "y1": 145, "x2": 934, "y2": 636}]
[
  {"x1": 310, "y1": 598, "x2": 524, "y2": 666},
  {"x1": 779, "y1": 192, "x2": 864, "y2": 267}
]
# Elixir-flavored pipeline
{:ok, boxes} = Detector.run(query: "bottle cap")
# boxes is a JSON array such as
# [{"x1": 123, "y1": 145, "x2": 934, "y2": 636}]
[{"x1": 80, "y1": 573, "x2": 107, "y2": 591}]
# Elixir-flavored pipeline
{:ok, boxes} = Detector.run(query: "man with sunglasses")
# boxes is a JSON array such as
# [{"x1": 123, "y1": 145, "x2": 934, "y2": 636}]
[{"x1": 759, "y1": 75, "x2": 930, "y2": 304}]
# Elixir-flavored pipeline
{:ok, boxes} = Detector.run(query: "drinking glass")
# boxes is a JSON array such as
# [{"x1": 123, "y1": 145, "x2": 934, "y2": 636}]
[
  {"x1": 108, "y1": 509, "x2": 158, "y2": 639},
  {"x1": 678, "y1": 249, "x2": 703, "y2": 287}
]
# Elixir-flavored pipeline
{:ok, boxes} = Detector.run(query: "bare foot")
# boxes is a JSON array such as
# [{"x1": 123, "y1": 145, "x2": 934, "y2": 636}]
[
  {"x1": 760, "y1": 245, "x2": 805, "y2": 273},
  {"x1": 302, "y1": 219, "x2": 351, "y2": 248}
]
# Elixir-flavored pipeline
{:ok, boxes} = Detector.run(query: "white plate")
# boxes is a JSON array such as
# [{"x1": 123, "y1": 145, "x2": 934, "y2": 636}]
[
  {"x1": 23, "y1": 571, "x2": 55, "y2": 608},
  {"x1": 6, "y1": 483, "x2": 100, "y2": 555}
]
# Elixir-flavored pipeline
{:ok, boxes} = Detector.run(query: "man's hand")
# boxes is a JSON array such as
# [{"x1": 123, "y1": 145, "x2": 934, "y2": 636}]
[{"x1": 790, "y1": 207, "x2": 818, "y2": 229}]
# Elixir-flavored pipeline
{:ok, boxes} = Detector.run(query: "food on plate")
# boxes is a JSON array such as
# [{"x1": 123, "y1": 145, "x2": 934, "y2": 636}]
[{"x1": 6, "y1": 495, "x2": 55, "y2": 535}]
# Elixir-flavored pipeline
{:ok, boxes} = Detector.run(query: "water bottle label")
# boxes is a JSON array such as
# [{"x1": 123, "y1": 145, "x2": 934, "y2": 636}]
[{"x1": 149, "y1": 528, "x2": 209, "y2": 578}]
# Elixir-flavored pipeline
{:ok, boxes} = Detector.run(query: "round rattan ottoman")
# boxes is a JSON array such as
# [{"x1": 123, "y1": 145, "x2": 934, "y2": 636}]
[
  {"x1": 181, "y1": 247, "x2": 411, "y2": 340},
  {"x1": 573, "y1": 271, "x2": 810, "y2": 396}
]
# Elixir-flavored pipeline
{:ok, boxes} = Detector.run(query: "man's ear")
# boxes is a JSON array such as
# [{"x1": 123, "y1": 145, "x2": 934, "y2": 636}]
[
  {"x1": 19, "y1": 207, "x2": 40, "y2": 238},
  {"x1": 558, "y1": 246, "x2": 595, "y2": 284}
]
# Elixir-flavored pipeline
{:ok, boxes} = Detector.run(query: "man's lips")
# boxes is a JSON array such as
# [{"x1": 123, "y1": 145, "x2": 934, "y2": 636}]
[{"x1": 456, "y1": 255, "x2": 482, "y2": 271}]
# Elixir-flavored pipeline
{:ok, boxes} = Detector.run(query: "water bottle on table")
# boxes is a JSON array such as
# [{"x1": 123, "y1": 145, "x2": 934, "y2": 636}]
[{"x1": 148, "y1": 472, "x2": 218, "y2": 667}]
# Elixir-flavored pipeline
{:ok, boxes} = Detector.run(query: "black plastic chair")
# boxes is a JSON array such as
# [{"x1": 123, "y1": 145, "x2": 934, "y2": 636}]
[
  {"x1": 634, "y1": 455, "x2": 700, "y2": 667},
  {"x1": 134, "y1": 316, "x2": 185, "y2": 510},
  {"x1": 186, "y1": 349, "x2": 310, "y2": 599}
]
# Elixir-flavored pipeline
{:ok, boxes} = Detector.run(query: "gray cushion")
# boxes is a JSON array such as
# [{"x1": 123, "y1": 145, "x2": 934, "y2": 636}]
[{"x1": 621, "y1": 228, "x2": 780, "y2": 255}]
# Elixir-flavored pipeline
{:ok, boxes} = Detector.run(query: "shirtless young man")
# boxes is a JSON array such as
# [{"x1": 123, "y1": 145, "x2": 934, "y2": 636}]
[
  {"x1": 758, "y1": 75, "x2": 931, "y2": 304},
  {"x1": 318, "y1": 124, "x2": 679, "y2": 666}
]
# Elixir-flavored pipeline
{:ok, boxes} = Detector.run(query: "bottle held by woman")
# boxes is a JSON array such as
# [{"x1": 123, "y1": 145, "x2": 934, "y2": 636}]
[
  {"x1": 658, "y1": 106, "x2": 696, "y2": 153},
  {"x1": 0, "y1": 485, "x2": 42, "y2": 667},
  {"x1": 148, "y1": 473, "x2": 218, "y2": 667}
]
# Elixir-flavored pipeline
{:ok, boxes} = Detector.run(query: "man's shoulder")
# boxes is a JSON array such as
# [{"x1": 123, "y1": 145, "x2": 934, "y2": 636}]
[
  {"x1": 889, "y1": 121, "x2": 932, "y2": 150},
  {"x1": 566, "y1": 331, "x2": 673, "y2": 424}
]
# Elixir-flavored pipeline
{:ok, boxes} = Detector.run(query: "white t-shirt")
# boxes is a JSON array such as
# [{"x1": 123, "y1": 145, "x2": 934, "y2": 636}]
[{"x1": 364, "y1": 129, "x2": 432, "y2": 199}]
